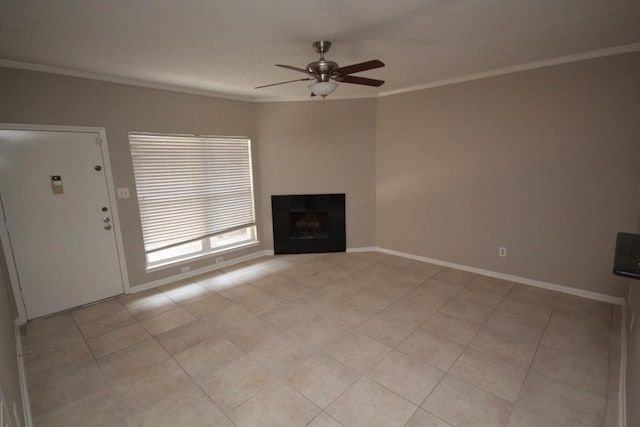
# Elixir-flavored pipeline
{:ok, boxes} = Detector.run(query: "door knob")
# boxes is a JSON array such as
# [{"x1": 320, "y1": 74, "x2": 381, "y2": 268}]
[{"x1": 104, "y1": 224, "x2": 112, "y2": 230}]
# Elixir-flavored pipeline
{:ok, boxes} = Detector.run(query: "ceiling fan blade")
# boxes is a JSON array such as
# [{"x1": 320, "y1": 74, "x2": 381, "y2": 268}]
[
  {"x1": 334, "y1": 59, "x2": 385, "y2": 76},
  {"x1": 275, "y1": 64, "x2": 310, "y2": 74},
  {"x1": 255, "y1": 77, "x2": 313, "y2": 89},
  {"x1": 334, "y1": 75, "x2": 385, "y2": 87}
]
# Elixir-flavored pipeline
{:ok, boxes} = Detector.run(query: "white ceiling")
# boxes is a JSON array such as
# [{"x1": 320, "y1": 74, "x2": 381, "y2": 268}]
[{"x1": 1, "y1": 0, "x2": 640, "y2": 102}]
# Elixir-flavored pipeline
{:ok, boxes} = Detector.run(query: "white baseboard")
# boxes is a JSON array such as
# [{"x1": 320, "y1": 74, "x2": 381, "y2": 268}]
[
  {"x1": 375, "y1": 247, "x2": 626, "y2": 306},
  {"x1": 375, "y1": 246, "x2": 628, "y2": 426},
  {"x1": 133, "y1": 245, "x2": 626, "y2": 306},
  {"x1": 14, "y1": 320, "x2": 32, "y2": 427},
  {"x1": 347, "y1": 246, "x2": 378, "y2": 253},
  {"x1": 130, "y1": 249, "x2": 272, "y2": 293},
  {"x1": 619, "y1": 291, "x2": 629, "y2": 427}
]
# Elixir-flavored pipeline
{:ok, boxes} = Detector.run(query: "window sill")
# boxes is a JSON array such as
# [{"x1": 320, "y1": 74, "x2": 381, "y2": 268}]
[{"x1": 145, "y1": 240, "x2": 260, "y2": 273}]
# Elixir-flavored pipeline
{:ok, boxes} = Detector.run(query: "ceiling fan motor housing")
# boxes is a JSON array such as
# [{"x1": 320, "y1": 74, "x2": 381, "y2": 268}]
[
  {"x1": 309, "y1": 40, "x2": 337, "y2": 82},
  {"x1": 307, "y1": 60, "x2": 338, "y2": 82}
]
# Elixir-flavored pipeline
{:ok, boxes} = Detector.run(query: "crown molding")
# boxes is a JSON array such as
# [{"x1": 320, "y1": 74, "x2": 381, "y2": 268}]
[
  {"x1": 379, "y1": 42, "x2": 640, "y2": 98},
  {"x1": 0, "y1": 59, "x2": 255, "y2": 102},
  {"x1": 2, "y1": 42, "x2": 640, "y2": 103}
]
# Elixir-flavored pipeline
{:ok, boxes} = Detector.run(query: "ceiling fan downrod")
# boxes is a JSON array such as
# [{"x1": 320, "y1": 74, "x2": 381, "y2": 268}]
[
  {"x1": 312, "y1": 40, "x2": 331, "y2": 60},
  {"x1": 307, "y1": 40, "x2": 338, "y2": 82}
]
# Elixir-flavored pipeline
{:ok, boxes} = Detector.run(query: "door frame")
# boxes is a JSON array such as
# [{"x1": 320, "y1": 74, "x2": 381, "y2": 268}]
[{"x1": 0, "y1": 123, "x2": 130, "y2": 324}]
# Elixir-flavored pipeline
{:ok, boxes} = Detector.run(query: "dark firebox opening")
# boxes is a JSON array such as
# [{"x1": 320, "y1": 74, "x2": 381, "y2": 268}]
[
  {"x1": 290, "y1": 211, "x2": 329, "y2": 239},
  {"x1": 271, "y1": 193, "x2": 346, "y2": 254}
]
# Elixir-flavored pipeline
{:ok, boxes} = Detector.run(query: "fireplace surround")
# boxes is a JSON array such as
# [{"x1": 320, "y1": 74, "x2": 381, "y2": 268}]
[{"x1": 271, "y1": 193, "x2": 346, "y2": 254}]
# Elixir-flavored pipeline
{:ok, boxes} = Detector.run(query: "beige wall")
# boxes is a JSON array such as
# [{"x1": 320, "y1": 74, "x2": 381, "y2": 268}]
[
  {"x1": 2, "y1": 54, "x2": 639, "y2": 295},
  {"x1": 0, "y1": 67, "x2": 259, "y2": 288},
  {"x1": 255, "y1": 99, "x2": 377, "y2": 249},
  {"x1": 376, "y1": 52, "x2": 640, "y2": 297},
  {"x1": 0, "y1": 248, "x2": 25, "y2": 427},
  {"x1": 2, "y1": 54, "x2": 638, "y2": 296}
]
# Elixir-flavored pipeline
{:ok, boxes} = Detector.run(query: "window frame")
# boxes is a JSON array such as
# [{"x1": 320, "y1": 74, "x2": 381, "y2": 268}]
[
  {"x1": 128, "y1": 132, "x2": 259, "y2": 270},
  {"x1": 145, "y1": 225, "x2": 258, "y2": 270}
]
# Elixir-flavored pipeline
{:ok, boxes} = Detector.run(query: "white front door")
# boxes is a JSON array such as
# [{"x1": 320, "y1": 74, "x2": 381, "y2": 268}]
[{"x1": 0, "y1": 129, "x2": 125, "y2": 319}]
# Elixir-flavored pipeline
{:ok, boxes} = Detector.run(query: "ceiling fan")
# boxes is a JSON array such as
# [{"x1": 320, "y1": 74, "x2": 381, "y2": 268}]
[{"x1": 255, "y1": 40, "x2": 385, "y2": 98}]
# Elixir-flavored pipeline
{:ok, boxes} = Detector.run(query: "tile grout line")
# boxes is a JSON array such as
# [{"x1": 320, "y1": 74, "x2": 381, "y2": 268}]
[
  {"x1": 394, "y1": 271, "x2": 482, "y2": 425},
  {"x1": 26, "y1": 252, "x2": 621, "y2": 426},
  {"x1": 419, "y1": 276, "x2": 573, "y2": 424},
  {"x1": 416, "y1": 275, "x2": 510, "y2": 425},
  {"x1": 516, "y1": 290, "x2": 613, "y2": 423},
  {"x1": 160, "y1": 332, "x2": 234, "y2": 425},
  {"x1": 292, "y1": 258, "x2": 435, "y2": 425}
]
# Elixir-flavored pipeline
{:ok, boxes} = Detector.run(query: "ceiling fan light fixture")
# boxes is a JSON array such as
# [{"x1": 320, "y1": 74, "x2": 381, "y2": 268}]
[{"x1": 309, "y1": 81, "x2": 338, "y2": 97}]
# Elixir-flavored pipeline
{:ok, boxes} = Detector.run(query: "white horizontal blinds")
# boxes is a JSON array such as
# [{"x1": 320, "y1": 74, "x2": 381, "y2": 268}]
[{"x1": 129, "y1": 133, "x2": 255, "y2": 253}]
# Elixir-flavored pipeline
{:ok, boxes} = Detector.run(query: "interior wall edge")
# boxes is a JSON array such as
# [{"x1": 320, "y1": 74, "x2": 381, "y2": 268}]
[
  {"x1": 620, "y1": 300, "x2": 628, "y2": 427},
  {"x1": 14, "y1": 319, "x2": 32, "y2": 427}
]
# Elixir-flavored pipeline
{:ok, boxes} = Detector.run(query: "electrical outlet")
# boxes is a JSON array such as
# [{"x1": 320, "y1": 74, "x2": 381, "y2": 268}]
[
  {"x1": 181, "y1": 266, "x2": 190, "y2": 273},
  {"x1": 216, "y1": 257, "x2": 224, "y2": 264},
  {"x1": 116, "y1": 187, "x2": 130, "y2": 199},
  {"x1": 498, "y1": 247, "x2": 507, "y2": 257}
]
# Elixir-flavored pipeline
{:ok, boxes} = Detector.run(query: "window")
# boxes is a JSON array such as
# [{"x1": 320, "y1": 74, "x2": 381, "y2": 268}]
[{"x1": 129, "y1": 132, "x2": 257, "y2": 269}]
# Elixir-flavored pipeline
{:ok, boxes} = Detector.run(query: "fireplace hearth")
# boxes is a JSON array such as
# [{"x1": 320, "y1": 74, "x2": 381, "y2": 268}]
[{"x1": 271, "y1": 193, "x2": 346, "y2": 254}]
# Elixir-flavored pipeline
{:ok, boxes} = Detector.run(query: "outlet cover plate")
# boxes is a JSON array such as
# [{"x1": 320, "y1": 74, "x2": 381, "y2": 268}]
[{"x1": 116, "y1": 187, "x2": 130, "y2": 199}]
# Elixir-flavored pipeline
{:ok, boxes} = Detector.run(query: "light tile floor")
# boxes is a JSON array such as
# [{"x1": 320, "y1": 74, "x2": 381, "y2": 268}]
[{"x1": 22, "y1": 252, "x2": 621, "y2": 426}]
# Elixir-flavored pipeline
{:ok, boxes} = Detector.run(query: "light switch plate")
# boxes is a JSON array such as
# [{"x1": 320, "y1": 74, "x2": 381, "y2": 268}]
[{"x1": 116, "y1": 187, "x2": 130, "y2": 199}]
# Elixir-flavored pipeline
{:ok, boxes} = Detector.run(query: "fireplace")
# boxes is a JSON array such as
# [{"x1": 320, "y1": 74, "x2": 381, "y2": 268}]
[{"x1": 271, "y1": 193, "x2": 346, "y2": 254}]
